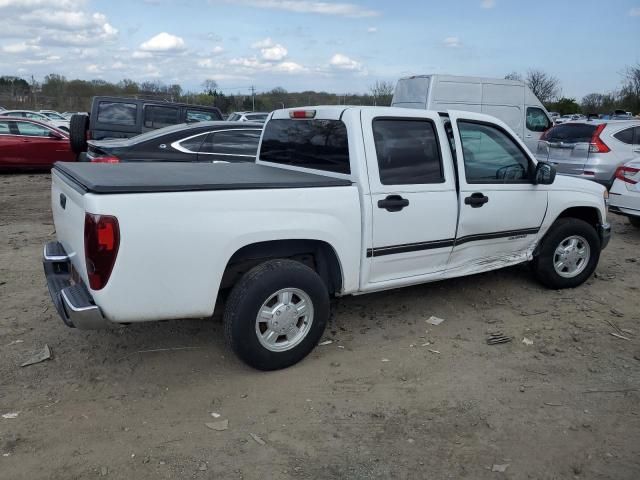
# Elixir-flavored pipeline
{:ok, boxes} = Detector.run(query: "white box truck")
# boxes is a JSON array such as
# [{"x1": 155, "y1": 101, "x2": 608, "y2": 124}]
[{"x1": 391, "y1": 74, "x2": 553, "y2": 152}]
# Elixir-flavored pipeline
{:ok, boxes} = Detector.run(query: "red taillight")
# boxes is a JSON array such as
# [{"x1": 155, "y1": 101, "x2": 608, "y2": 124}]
[
  {"x1": 289, "y1": 110, "x2": 316, "y2": 119},
  {"x1": 615, "y1": 165, "x2": 640, "y2": 184},
  {"x1": 84, "y1": 213, "x2": 120, "y2": 290},
  {"x1": 589, "y1": 124, "x2": 610, "y2": 153},
  {"x1": 91, "y1": 157, "x2": 119, "y2": 163}
]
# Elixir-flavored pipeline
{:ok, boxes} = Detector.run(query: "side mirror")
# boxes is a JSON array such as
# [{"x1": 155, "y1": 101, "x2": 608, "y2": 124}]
[
  {"x1": 49, "y1": 131, "x2": 64, "y2": 139},
  {"x1": 534, "y1": 161, "x2": 556, "y2": 185}
]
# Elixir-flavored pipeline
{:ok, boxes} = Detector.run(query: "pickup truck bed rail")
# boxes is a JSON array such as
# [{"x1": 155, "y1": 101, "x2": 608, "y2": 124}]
[{"x1": 54, "y1": 162, "x2": 352, "y2": 194}]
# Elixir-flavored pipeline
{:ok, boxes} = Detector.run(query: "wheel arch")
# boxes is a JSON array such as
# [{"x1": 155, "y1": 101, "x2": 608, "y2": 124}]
[
  {"x1": 221, "y1": 239, "x2": 344, "y2": 295},
  {"x1": 535, "y1": 206, "x2": 603, "y2": 256}
]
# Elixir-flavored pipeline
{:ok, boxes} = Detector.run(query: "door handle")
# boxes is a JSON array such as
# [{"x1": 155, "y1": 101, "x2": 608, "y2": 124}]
[
  {"x1": 525, "y1": 134, "x2": 533, "y2": 138},
  {"x1": 378, "y1": 195, "x2": 409, "y2": 212},
  {"x1": 464, "y1": 192, "x2": 489, "y2": 208}
]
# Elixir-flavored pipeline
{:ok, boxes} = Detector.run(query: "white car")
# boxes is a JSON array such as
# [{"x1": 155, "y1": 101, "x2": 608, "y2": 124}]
[
  {"x1": 609, "y1": 160, "x2": 640, "y2": 228},
  {"x1": 43, "y1": 107, "x2": 610, "y2": 370},
  {"x1": 226, "y1": 111, "x2": 269, "y2": 123},
  {"x1": 0, "y1": 110, "x2": 70, "y2": 132}
]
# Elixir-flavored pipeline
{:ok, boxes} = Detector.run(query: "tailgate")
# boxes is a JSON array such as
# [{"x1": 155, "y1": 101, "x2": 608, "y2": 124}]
[
  {"x1": 51, "y1": 170, "x2": 88, "y2": 284},
  {"x1": 536, "y1": 123, "x2": 598, "y2": 175}
]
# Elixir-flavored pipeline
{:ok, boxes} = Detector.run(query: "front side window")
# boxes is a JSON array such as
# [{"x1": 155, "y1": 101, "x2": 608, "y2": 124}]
[
  {"x1": 144, "y1": 106, "x2": 179, "y2": 129},
  {"x1": 260, "y1": 119, "x2": 350, "y2": 174},
  {"x1": 526, "y1": 107, "x2": 551, "y2": 132},
  {"x1": 16, "y1": 121, "x2": 51, "y2": 137},
  {"x1": 0, "y1": 121, "x2": 11, "y2": 134},
  {"x1": 459, "y1": 121, "x2": 532, "y2": 183},
  {"x1": 97, "y1": 102, "x2": 137, "y2": 126},
  {"x1": 372, "y1": 118, "x2": 444, "y2": 185},
  {"x1": 199, "y1": 129, "x2": 261, "y2": 156}
]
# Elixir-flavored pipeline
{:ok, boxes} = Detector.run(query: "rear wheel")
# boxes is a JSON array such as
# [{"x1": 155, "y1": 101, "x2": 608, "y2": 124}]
[
  {"x1": 223, "y1": 259, "x2": 329, "y2": 370},
  {"x1": 532, "y1": 218, "x2": 600, "y2": 289},
  {"x1": 629, "y1": 216, "x2": 640, "y2": 228},
  {"x1": 69, "y1": 114, "x2": 89, "y2": 154}
]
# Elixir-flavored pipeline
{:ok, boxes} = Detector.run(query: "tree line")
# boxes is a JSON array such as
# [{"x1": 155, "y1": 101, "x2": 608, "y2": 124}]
[{"x1": 0, "y1": 65, "x2": 638, "y2": 115}]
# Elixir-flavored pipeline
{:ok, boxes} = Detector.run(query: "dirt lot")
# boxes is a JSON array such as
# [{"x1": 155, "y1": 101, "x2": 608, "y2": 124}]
[{"x1": 1, "y1": 173, "x2": 639, "y2": 480}]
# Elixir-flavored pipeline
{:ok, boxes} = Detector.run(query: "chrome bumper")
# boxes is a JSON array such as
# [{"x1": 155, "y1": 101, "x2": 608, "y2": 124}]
[{"x1": 43, "y1": 241, "x2": 113, "y2": 329}]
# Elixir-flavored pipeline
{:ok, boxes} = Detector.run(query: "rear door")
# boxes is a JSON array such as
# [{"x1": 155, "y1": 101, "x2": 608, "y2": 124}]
[
  {"x1": 448, "y1": 111, "x2": 547, "y2": 269},
  {"x1": 361, "y1": 109, "x2": 458, "y2": 283},
  {"x1": 14, "y1": 121, "x2": 69, "y2": 167},
  {"x1": 537, "y1": 123, "x2": 596, "y2": 176}
]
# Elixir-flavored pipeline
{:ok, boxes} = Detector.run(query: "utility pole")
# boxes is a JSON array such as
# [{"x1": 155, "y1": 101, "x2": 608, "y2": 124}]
[{"x1": 250, "y1": 85, "x2": 255, "y2": 111}]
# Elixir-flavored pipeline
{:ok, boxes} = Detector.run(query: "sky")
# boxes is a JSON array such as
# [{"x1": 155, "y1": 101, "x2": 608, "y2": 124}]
[{"x1": 0, "y1": 0, "x2": 639, "y2": 98}]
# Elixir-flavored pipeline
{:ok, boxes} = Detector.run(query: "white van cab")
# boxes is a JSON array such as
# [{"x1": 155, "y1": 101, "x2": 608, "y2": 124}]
[{"x1": 392, "y1": 75, "x2": 553, "y2": 152}]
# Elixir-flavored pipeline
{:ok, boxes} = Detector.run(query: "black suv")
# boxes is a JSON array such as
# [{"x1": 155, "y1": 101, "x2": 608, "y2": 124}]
[{"x1": 69, "y1": 96, "x2": 223, "y2": 154}]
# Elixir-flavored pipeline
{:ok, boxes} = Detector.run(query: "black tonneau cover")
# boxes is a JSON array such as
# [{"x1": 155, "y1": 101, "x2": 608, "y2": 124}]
[{"x1": 54, "y1": 162, "x2": 352, "y2": 194}]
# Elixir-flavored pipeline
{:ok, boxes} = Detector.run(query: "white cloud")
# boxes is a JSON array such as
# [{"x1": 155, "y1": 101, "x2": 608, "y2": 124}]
[
  {"x1": 481, "y1": 0, "x2": 495, "y2": 8},
  {"x1": 443, "y1": 36, "x2": 461, "y2": 48},
  {"x1": 367, "y1": 26, "x2": 377, "y2": 33},
  {"x1": 274, "y1": 61, "x2": 306, "y2": 73},
  {"x1": 251, "y1": 37, "x2": 288, "y2": 61},
  {"x1": 329, "y1": 53, "x2": 362, "y2": 71},
  {"x1": 218, "y1": 0, "x2": 379, "y2": 17},
  {"x1": 212, "y1": 45, "x2": 224, "y2": 55},
  {"x1": 2, "y1": 42, "x2": 40, "y2": 54},
  {"x1": 630, "y1": 7, "x2": 640, "y2": 16},
  {"x1": 139, "y1": 32, "x2": 186, "y2": 52},
  {"x1": 111, "y1": 61, "x2": 126, "y2": 70},
  {"x1": 86, "y1": 64, "x2": 103, "y2": 73},
  {"x1": 132, "y1": 50, "x2": 153, "y2": 59}
]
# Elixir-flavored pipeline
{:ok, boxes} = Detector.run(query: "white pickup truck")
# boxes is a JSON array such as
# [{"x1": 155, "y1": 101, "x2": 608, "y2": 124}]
[{"x1": 44, "y1": 107, "x2": 611, "y2": 370}]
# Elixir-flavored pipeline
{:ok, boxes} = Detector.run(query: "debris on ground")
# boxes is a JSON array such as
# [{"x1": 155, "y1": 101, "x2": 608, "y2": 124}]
[
  {"x1": 318, "y1": 340, "x2": 333, "y2": 346},
  {"x1": 610, "y1": 308, "x2": 624, "y2": 318},
  {"x1": 522, "y1": 337, "x2": 534, "y2": 346},
  {"x1": 487, "y1": 332, "x2": 512, "y2": 345},
  {"x1": 491, "y1": 463, "x2": 510, "y2": 472},
  {"x1": 198, "y1": 462, "x2": 208, "y2": 471},
  {"x1": 6, "y1": 340, "x2": 24, "y2": 346},
  {"x1": 100, "y1": 466, "x2": 108, "y2": 476},
  {"x1": 610, "y1": 332, "x2": 631, "y2": 341},
  {"x1": 20, "y1": 344, "x2": 51, "y2": 367},
  {"x1": 205, "y1": 419, "x2": 228, "y2": 431},
  {"x1": 426, "y1": 316, "x2": 445, "y2": 326},
  {"x1": 210, "y1": 412, "x2": 221, "y2": 418},
  {"x1": 381, "y1": 358, "x2": 390, "y2": 362},
  {"x1": 428, "y1": 349, "x2": 441, "y2": 355},
  {"x1": 2, "y1": 412, "x2": 19, "y2": 419},
  {"x1": 249, "y1": 433, "x2": 266, "y2": 445}
]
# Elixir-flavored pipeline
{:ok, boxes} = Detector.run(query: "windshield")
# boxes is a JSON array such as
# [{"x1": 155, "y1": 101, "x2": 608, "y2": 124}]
[{"x1": 43, "y1": 112, "x2": 66, "y2": 120}]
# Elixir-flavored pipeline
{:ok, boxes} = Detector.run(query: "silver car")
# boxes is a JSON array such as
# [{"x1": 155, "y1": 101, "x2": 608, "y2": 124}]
[{"x1": 536, "y1": 120, "x2": 640, "y2": 188}]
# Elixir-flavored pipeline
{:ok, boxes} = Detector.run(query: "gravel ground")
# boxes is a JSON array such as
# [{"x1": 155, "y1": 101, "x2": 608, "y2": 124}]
[{"x1": 1, "y1": 173, "x2": 639, "y2": 480}]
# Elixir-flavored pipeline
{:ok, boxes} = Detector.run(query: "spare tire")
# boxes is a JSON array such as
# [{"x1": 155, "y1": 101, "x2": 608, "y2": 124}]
[{"x1": 69, "y1": 114, "x2": 89, "y2": 154}]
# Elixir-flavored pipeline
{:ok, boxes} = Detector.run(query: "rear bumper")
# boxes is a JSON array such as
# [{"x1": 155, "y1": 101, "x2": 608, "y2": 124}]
[
  {"x1": 43, "y1": 241, "x2": 113, "y2": 329},
  {"x1": 598, "y1": 223, "x2": 611, "y2": 250}
]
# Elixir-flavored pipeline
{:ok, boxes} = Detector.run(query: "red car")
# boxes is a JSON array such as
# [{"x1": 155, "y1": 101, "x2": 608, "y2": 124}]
[{"x1": 0, "y1": 116, "x2": 75, "y2": 170}]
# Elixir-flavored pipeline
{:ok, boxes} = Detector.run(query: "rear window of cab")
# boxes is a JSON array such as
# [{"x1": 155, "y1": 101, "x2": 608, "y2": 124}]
[{"x1": 260, "y1": 119, "x2": 350, "y2": 174}]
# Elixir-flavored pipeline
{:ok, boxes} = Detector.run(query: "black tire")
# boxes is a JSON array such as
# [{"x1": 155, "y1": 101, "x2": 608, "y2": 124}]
[
  {"x1": 629, "y1": 216, "x2": 640, "y2": 228},
  {"x1": 69, "y1": 114, "x2": 89, "y2": 154},
  {"x1": 223, "y1": 259, "x2": 330, "y2": 371},
  {"x1": 532, "y1": 218, "x2": 600, "y2": 289}
]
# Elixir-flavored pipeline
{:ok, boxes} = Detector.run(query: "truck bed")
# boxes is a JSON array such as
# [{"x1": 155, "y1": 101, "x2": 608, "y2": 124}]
[{"x1": 54, "y1": 162, "x2": 352, "y2": 194}]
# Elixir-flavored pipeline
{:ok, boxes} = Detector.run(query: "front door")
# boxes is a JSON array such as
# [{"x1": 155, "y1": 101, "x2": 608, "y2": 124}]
[
  {"x1": 448, "y1": 111, "x2": 548, "y2": 270},
  {"x1": 361, "y1": 109, "x2": 459, "y2": 284}
]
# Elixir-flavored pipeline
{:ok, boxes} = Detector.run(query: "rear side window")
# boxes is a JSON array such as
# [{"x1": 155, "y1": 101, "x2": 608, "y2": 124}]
[
  {"x1": 16, "y1": 121, "x2": 51, "y2": 137},
  {"x1": 526, "y1": 107, "x2": 551, "y2": 132},
  {"x1": 544, "y1": 124, "x2": 597, "y2": 143},
  {"x1": 372, "y1": 118, "x2": 444, "y2": 185},
  {"x1": 613, "y1": 127, "x2": 634, "y2": 144},
  {"x1": 200, "y1": 129, "x2": 261, "y2": 156},
  {"x1": 97, "y1": 102, "x2": 137, "y2": 126},
  {"x1": 186, "y1": 109, "x2": 221, "y2": 122},
  {"x1": 177, "y1": 133, "x2": 207, "y2": 153},
  {"x1": 245, "y1": 114, "x2": 268, "y2": 122},
  {"x1": 260, "y1": 119, "x2": 350, "y2": 174},
  {"x1": 144, "y1": 106, "x2": 179, "y2": 129}
]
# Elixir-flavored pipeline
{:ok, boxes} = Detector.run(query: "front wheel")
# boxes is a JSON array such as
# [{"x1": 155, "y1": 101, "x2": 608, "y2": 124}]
[
  {"x1": 629, "y1": 216, "x2": 640, "y2": 228},
  {"x1": 223, "y1": 259, "x2": 329, "y2": 370},
  {"x1": 532, "y1": 218, "x2": 601, "y2": 289}
]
